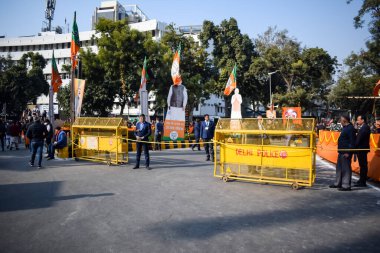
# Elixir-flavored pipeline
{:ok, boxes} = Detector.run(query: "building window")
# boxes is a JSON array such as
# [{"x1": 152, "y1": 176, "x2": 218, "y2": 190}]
[
  {"x1": 67, "y1": 42, "x2": 70, "y2": 48},
  {"x1": 152, "y1": 30, "x2": 156, "y2": 37},
  {"x1": 55, "y1": 43, "x2": 58, "y2": 49}
]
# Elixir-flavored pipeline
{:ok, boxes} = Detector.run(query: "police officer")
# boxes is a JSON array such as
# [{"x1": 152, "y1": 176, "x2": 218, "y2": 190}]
[{"x1": 133, "y1": 114, "x2": 152, "y2": 170}]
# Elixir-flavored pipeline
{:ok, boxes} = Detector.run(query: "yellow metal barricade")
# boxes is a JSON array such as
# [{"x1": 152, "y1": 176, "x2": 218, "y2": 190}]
[
  {"x1": 71, "y1": 117, "x2": 128, "y2": 165},
  {"x1": 214, "y1": 118, "x2": 316, "y2": 189}
]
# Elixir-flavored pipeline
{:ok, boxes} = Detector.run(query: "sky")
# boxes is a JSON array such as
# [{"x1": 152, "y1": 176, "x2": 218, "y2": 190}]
[{"x1": 0, "y1": 0, "x2": 371, "y2": 65}]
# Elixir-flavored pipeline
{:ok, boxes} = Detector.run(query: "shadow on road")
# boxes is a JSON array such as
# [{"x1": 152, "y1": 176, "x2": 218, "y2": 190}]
[{"x1": 0, "y1": 181, "x2": 114, "y2": 212}]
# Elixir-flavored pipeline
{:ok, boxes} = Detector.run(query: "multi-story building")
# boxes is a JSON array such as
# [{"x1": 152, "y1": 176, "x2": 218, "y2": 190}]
[{"x1": 0, "y1": 1, "x2": 225, "y2": 119}]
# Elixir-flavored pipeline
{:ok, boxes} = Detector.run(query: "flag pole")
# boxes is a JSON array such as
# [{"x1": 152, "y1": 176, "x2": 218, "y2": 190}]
[
  {"x1": 70, "y1": 63, "x2": 75, "y2": 123},
  {"x1": 49, "y1": 84, "x2": 54, "y2": 125}
]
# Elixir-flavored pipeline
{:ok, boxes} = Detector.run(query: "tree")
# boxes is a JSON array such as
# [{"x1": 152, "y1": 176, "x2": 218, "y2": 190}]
[
  {"x1": 0, "y1": 53, "x2": 48, "y2": 116},
  {"x1": 80, "y1": 49, "x2": 116, "y2": 116},
  {"x1": 95, "y1": 18, "x2": 154, "y2": 115},
  {"x1": 328, "y1": 53, "x2": 377, "y2": 114},
  {"x1": 349, "y1": 0, "x2": 380, "y2": 74},
  {"x1": 251, "y1": 27, "x2": 337, "y2": 111},
  {"x1": 200, "y1": 18, "x2": 256, "y2": 116},
  {"x1": 329, "y1": 0, "x2": 380, "y2": 115}
]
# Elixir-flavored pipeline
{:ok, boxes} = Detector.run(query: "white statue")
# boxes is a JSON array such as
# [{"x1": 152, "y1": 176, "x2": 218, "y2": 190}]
[{"x1": 230, "y1": 88, "x2": 242, "y2": 119}]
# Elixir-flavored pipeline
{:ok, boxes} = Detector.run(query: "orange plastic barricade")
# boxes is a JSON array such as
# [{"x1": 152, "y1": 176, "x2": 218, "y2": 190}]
[{"x1": 317, "y1": 130, "x2": 380, "y2": 181}]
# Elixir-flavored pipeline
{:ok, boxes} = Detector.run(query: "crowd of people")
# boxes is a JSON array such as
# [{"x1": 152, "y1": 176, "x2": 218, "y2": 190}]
[
  {"x1": 316, "y1": 116, "x2": 380, "y2": 133},
  {"x1": 0, "y1": 107, "x2": 376, "y2": 190},
  {"x1": 0, "y1": 112, "x2": 67, "y2": 168}
]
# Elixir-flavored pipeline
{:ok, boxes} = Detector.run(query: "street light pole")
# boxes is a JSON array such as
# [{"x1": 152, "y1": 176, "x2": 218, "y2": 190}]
[{"x1": 268, "y1": 70, "x2": 279, "y2": 106}]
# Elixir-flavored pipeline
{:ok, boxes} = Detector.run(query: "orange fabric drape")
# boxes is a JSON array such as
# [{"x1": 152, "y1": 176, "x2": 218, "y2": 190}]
[{"x1": 317, "y1": 130, "x2": 380, "y2": 181}]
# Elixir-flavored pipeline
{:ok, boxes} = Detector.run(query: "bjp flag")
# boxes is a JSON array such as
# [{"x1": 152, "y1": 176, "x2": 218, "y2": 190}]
[
  {"x1": 71, "y1": 11, "x2": 80, "y2": 70},
  {"x1": 51, "y1": 51, "x2": 62, "y2": 93},
  {"x1": 224, "y1": 64, "x2": 237, "y2": 96},
  {"x1": 171, "y1": 44, "x2": 182, "y2": 85}
]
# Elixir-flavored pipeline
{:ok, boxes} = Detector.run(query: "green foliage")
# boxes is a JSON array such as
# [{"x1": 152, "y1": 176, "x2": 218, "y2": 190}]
[
  {"x1": 56, "y1": 85, "x2": 70, "y2": 119},
  {"x1": 0, "y1": 52, "x2": 48, "y2": 116},
  {"x1": 200, "y1": 18, "x2": 257, "y2": 112},
  {"x1": 95, "y1": 18, "x2": 152, "y2": 115},
  {"x1": 329, "y1": 0, "x2": 380, "y2": 114},
  {"x1": 252, "y1": 27, "x2": 337, "y2": 110},
  {"x1": 350, "y1": 0, "x2": 380, "y2": 74}
]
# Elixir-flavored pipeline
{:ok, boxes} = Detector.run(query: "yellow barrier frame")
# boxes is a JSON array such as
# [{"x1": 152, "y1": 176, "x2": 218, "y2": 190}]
[
  {"x1": 71, "y1": 117, "x2": 129, "y2": 165},
  {"x1": 214, "y1": 118, "x2": 316, "y2": 189}
]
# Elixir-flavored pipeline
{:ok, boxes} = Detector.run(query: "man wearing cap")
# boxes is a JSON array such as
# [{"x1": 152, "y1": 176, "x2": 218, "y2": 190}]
[
  {"x1": 26, "y1": 117, "x2": 47, "y2": 169},
  {"x1": 200, "y1": 114, "x2": 215, "y2": 161},
  {"x1": 133, "y1": 114, "x2": 152, "y2": 170},
  {"x1": 329, "y1": 115, "x2": 356, "y2": 191}
]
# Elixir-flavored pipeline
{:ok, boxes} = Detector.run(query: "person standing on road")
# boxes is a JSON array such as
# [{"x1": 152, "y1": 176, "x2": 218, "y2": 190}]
[
  {"x1": 191, "y1": 118, "x2": 201, "y2": 151},
  {"x1": 133, "y1": 114, "x2": 152, "y2": 170},
  {"x1": 354, "y1": 114, "x2": 371, "y2": 187},
  {"x1": 200, "y1": 114, "x2": 215, "y2": 161},
  {"x1": 9, "y1": 121, "x2": 21, "y2": 150},
  {"x1": 154, "y1": 117, "x2": 163, "y2": 151},
  {"x1": 26, "y1": 117, "x2": 47, "y2": 169},
  {"x1": 0, "y1": 119, "x2": 6, "y2": 151},
  {"x1": 330, "y1": 115, "x2": 356, "y2": 191},
  {"x1": 44, "y1": 119, "x2": 54, "y2": 155}
]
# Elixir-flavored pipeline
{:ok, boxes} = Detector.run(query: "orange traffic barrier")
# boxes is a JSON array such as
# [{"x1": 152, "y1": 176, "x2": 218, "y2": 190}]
[{"x1": 317, "y1": 130, "x2": 380, "y2": 181}]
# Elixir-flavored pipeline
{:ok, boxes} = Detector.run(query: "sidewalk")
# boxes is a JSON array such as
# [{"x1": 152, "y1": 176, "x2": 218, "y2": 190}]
[{"x1": 1, "y1": 148, "x2": 380, "y2": 253}]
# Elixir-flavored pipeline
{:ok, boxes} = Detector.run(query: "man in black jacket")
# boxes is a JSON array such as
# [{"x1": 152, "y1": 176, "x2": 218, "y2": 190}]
[
  {"x1": 26, "y1": 117, "x2": 47, "y2": 168},
  {"x1": 354, "y1": 114, "x2": 371, "y2": 187},
  {"x1": 330, "y1": 115, "x2": 356, "y2": 191}
]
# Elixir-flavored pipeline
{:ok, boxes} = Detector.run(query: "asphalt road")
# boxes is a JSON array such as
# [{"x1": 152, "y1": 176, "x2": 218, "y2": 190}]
[{"x1": 1, "y1": 148, "x2": 380, "y2": 253}]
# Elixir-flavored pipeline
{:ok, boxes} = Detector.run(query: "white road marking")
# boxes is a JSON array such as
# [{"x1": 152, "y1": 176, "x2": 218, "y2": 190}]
[{"x1": 317, "y1": 156, "x2": 380, "y2": 192}]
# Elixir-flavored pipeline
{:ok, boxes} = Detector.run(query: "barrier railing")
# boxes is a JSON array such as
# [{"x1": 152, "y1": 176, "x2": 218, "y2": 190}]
[{"x1": 214, "y1": 118, "x2": 316, "y2": 189}]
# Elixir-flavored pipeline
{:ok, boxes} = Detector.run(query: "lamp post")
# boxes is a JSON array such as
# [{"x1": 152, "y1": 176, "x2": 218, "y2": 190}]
[{"x1": 268, "y1": 70, "x2": 279, "y2": 106}]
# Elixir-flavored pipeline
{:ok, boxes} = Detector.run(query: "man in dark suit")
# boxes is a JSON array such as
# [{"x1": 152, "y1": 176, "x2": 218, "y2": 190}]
[
  {"x1": 200, "y1": 114, "x2": 215, "y2": 161},
  {"x1": 191, "y1": 118, "x2": 201, "y2": 151},
  {"x1": 133, "y1": 114, "x2": 152, "y2": 170},
  {"x1": 154, "y1": 116, "x2": 163, "y2": 151},
  {"x1": 354, "y1": 114, "x2": 371, "y2": 187},
  {"x1": 329, "y1": 115, "x2": 356, "y2": 191}
]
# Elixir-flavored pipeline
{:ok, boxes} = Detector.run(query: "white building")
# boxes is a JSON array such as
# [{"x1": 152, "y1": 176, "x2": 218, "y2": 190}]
[{"x1": 0, "y1": 1, "x2": 225, "y2": 119}]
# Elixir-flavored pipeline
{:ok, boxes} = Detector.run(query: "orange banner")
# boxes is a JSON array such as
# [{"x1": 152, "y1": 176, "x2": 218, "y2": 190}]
[{"x1": 163, "y1": 120, "x2": 185, "y2": 141}]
